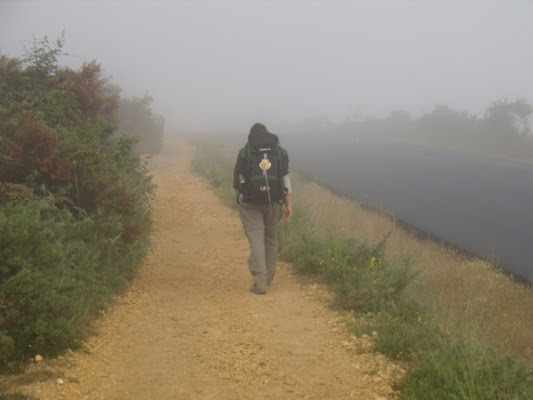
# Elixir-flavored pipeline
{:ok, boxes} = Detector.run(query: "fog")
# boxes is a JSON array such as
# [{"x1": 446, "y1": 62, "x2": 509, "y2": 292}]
[{"x1": 1, "y1": 0, "x2": 533, "y2": 134}]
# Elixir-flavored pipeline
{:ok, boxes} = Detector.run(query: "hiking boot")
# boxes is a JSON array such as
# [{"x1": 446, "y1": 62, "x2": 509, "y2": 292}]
[{"x1": 249, "y1": 283, "x2": 266, "y2": 294}]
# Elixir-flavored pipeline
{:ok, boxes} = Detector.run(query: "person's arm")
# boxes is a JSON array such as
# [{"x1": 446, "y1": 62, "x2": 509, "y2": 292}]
[
  {"x1": 283, "y1": 193, "x2": 292, "y2": 220},
  {"x1": 233, "y1": 154, "x2": 242, "y2": 190},
  {"x1": 283, "y1": 174, "x2": 292, "y2": 220},
  {"x1": 233, "y1": 153, "x2": 244, "y2": 204}
]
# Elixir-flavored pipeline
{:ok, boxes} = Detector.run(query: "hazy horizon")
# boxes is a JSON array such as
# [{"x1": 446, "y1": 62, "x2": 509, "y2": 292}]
[{"x1": 2, "y1": 0, "x2": 533, "y2": 134}]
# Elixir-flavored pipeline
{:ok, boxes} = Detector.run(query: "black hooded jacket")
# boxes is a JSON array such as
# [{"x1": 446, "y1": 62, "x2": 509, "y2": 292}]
[{"x1": 233, "y1": 123, "x2": 289, "y2": 191}]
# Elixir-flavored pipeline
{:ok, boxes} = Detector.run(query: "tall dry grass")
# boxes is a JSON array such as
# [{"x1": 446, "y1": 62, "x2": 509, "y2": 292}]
[{"x1": 292, "y1": 171, "x2": 533, "y2": 361}]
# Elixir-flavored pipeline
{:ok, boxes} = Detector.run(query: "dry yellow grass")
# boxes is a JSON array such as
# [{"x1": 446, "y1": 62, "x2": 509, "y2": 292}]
[{"x1": 292, "y1": 171, "x2": 533, "y2": 361}]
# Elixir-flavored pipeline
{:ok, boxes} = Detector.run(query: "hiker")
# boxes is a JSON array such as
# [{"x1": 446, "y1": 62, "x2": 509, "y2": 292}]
[{"x1": 233, "y1": 123, "x2": 292, "y2": 294}]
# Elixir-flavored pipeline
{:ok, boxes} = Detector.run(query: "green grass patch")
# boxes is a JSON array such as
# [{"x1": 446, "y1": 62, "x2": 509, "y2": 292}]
[
  {"x1": 277, "y1": 205, "x2": 435, "y2": 360},
  {"x1": 190, "y1": 140, "x2": 238, "y2": 209},
  {"x1": 397, "y1": 335, "x2": 533, "y2": 399},
  {"x1": 0, "y1": 388, "x2": 35, "y2": 400}
]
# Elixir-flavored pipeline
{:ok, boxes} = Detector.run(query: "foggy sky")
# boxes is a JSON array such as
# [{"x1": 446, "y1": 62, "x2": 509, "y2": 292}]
[{"x1": 1, "y1": 0, "x2": 533, "y2": 133}]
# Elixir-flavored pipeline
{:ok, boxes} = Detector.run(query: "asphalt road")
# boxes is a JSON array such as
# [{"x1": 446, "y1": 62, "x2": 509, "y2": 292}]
[{"x1": 286, "y1": 137, "x2": 533, "y2": 281}]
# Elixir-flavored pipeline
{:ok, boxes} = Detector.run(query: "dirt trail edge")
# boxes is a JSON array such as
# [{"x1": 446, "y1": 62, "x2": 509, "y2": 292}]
[{"x1": 15, "y1": 141, "x2": 404, "y2": 400}]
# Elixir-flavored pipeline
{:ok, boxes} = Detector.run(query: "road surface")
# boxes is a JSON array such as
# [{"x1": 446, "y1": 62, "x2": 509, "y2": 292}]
[{"x1": 286, "y1": 137, "x2": 533, "y2": 280}]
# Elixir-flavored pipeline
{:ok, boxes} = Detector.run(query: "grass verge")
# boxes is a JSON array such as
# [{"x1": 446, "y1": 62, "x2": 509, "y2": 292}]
[
  {"x1": 190, "y1": 140, "x2": 238, "y2": 209},
  {"x1": 191, "y1": 139, "x2": 533, "y2": 399},
  {"x1": 0, "y1": 389, "x2": 32, "y2": 400}
]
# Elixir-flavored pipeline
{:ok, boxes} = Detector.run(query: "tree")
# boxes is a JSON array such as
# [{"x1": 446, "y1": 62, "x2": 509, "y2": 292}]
[
  {"x1": 118, "y1": 94, "x2": 164, "y2": 155},
  {"x1": 383, "y1": 110, "x2": 415, "y2": 138},
  {"x1": 23, "y1": 32, "x2": 65, "y2": 78},
  {"x1": 418, "y1": 105, "x2": 478, "y2": 140},
  {"x1": 484, "y1": 98, "x2": 533, "y2": 138}
]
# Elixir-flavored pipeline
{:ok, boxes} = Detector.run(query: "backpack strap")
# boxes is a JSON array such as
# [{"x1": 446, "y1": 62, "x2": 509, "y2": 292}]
[
  {"x1": 275, "y1": 146, "x2": 282, "y2": 177},
  {"x1": 244, "y1": 142, "x2": 254, "y2": 178}
]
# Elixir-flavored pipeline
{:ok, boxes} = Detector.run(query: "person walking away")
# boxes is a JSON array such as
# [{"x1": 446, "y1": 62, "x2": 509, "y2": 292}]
[{"x1": 233, "y1": 123, "x2": 292, "y2": 294}]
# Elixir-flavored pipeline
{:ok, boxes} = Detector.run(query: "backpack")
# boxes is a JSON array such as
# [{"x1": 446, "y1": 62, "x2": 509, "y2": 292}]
[{"x1": 237, "y1": 141, "x2": 288, "y2": 204}]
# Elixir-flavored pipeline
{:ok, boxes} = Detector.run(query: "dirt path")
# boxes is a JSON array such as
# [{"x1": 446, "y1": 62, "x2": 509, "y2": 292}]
[{"x1": 13, "y1": 141, "x2": 403, "y2": 399}]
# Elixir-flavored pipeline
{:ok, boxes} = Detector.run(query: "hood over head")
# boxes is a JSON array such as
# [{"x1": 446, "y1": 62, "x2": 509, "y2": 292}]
[{"x1": 248, "y1": 123, "x2": 279, "y2": 147}]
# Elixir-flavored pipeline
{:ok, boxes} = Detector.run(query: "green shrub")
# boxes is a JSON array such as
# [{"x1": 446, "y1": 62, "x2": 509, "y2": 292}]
[
  {"x1": 276, "y1": 207, "x2": 326, "y2": 274},
  {"x1": 0, "y1": 199, "x2": 73, "y2": 362},
  {"x1": 118, "y1": 95, "x2": 164, "y2": 155},
  {"x1": 0, "y1": 195, "x2": 148, "y2": 366},
  {"x1": 190, "y1": 142, "x2": 237, "y2": 208},
  {"x1": 0, "y1": 333, "x2": 15, "y2": 366},
  {"x1": 0, "y1": 268, "x2": 76, "y2": 360},
  {"x1": 397, "y1": 335, "x2": 533, "y2": 399},
  {"x1": 355, "y1": 301, "x2": 442, "y2": 360},
  {"x1": 0, "y1": 36, "x2": 155, "y2": 370},
  {"x1": 278, "y1": 205, "x2": 418, "y2": 318}
]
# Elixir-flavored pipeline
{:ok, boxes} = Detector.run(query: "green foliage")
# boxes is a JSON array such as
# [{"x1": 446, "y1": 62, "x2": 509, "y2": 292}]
[
  {"x1": 397, "y1": 336, "x2": 533, "y2": 399},
  {"x1": 485, "y1": 97, "x2": 533, "y2": 138},
  {"x1": 0, "y1": 188, "x2": 150, "y2": 367},
  {"x1": 1, "y1": 268, "x2": 76, "y2": 359},
  {"x1": 276, "y1": 207, "x2": 327, "y2": 275},
  {"x1": 0, "y1": 388, "x2": 33, "y2": 400},
  {"x1": 190, "y1": 141, "x2": 238, "y2": 208},
  {"x1": 0, "y1": 36, "x2": 155, "y2": 370},
  {"x1": 23, "y1": 33, "x2": 64, "y2": 78},
  {"x1": 277, "y1": 206, "x2": 416, "y2": 312},
  {"x1": 118, "y1": 95, "x2": 164, "y2": 155},
  {"x1": 355, "y1": 297, "x2": 443, "y2": 361}
]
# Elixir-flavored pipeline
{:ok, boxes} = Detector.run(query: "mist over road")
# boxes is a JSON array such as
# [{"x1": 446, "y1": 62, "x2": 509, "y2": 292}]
[{"x1": 285, "y1": 137, "x2": 533, "y2": 280}]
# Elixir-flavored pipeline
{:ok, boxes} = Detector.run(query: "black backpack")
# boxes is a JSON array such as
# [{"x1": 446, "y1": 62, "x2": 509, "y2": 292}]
[{"x1": 236, "y1": 140, "x2": 288, "y2": 204}]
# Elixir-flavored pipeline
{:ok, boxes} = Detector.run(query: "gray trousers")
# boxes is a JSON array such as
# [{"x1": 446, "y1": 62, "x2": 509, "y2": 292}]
[{"x1": 239, "y1": 202, "x2": 283, "y2": 286}]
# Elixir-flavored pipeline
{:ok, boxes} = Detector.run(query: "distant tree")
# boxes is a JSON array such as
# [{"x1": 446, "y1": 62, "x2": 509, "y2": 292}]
[
  {"x1": 484, "y1": 98, "x2": 532, "y2": 138},
  {"x1": 383, "y1": 110, "x2": 415, "y2": 138},
  {"x1": 118, "y1": 94, "x2": 164, "y2": 155},
  {"x1": 387, "y1": 110, "x2": 412, "y2": 122},
  {"x1": 474, "y1": 98, "x2": 533, "y2": 158},
  {"x1": 418, "y1": 105, "x2": 478, "y2": 140}
]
